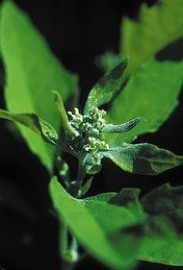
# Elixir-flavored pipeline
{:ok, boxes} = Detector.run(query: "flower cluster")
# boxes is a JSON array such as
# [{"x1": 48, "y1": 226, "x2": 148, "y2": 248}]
[
  {"x1": 66, "y1": 107, "x2": 142, "y2": 175},
  {"x1": 68, "y1": 107, "x2": 109, "y2": 153}
]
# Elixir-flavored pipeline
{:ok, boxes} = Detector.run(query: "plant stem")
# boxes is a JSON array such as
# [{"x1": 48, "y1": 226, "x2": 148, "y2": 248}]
[
  {"x1": 61, "y1": 222, "x2": 69, "y2": 257},
  {"x1": 61, "y1": 224, "x2": 79, "y2": 268},
  {"x1": 61, "y1": 162, "x2": 84, "y2": 267},
  {"x1": 70, "y1": 236, "x2": 79, "y2": 263},
  {"x1": 61, "y1": 154, "x2": 87, "y2": 269}
]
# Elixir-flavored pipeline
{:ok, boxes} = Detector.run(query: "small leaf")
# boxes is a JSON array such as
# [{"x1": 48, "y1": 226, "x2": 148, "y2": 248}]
[
  {"x1": 139, "y1": 183, "x2": 183, "y2": 265},
  {"x1": 80, "y1": 177, "x2": 93, "y2": 196},
  {"x1": 102, "y1": 143, "x2": 183, "y2": 175},
  {"x1": 106, "y1": 58, "x2": 183, "y2": 145},
  {"x1": 50, "y1": 177, "x2": 145, "y2": 270},
  {"x1": 121, "y1": 0, "x2": 183, "y2": 73},
  {"x1": 0, "y1": 109, "x2": 58, "y2": 145},
  {"x1": 56, "y1": 156, "x2": 70, "y2": 183},
  {"x1": 53, "y1": 90, "x2": 76, "y2": 136},
  {"x1": 95, "y1": 51, "x2": 123, "y2": 73},
  {"x1": 84, "y1": 59, "x2": 129, "y2": 114},
  {"x1": 102, "y1": 117, "x2": 142, "y2": 133},
  {"x1": 82, "y1": 152, "x2": 103, "y2": 175}
]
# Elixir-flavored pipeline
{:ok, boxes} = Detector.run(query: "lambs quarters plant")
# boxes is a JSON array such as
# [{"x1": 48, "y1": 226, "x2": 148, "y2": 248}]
[{"x1": 0, "y1": 0, "x2": 183, "y2": 269}]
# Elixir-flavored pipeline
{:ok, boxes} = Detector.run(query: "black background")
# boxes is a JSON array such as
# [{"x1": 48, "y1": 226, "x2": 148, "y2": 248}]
[{"x1": 0, "y1": 0, "x2": 183, "y2": 269}]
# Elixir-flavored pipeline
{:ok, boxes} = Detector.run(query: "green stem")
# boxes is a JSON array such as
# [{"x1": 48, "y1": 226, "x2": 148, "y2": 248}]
[
  {"x1": 61, "y1": 224, "x2": 79, "y2": 266},
  {"x1": 76, "y1": 160, "x2": 86, "y2": 198},
  {"x1": 61, "y1": 161, "x2": 84, "y2": 267},
  {"x1": 70, "y1": 236, "x2": 79, "y2": 263},
  {"x1": 60, "y1": 154, "x2": 88, "y2": 269},
  {"x1": 61, "y1": 222, "x2": 69, "y2": 258}
]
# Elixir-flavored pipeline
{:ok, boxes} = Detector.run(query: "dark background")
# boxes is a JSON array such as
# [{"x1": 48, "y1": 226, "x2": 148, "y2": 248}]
[{"x1": 0, "y1": 0, "x2": 183, "y2": 269}]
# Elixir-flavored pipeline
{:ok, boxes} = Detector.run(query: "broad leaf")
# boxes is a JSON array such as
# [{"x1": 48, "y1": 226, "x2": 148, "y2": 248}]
[
  {"x1": 110, "y1": 188, "x2": 142, "y2": 216},
  {"x1": 0, "y1": 1, "x2": 79, "y2": 171},
  {"x1": 107, "y1": 184, "x2": 183, "y2": 266},
  {"x1": 102, "y1": 143, "x2": 183, "y2": 175},
  {"x1": 121, "y1": 0, "x2": 183, "y2": 73},
  {"x1": 84, "y1": 59, "x2": 128, "y2": 114},
  {"x1": 84, "y1": 192, "x2": 116, "y2": 203},
  {"x1": 85, "y1": 189, "x2": 145, "y2": 234},
  {"x1": 50, "y1": 177, "x2": 145, "y2": 270},
  {"x1": 0, "y1": 109, "x2": 58, "y2": 145},
  {"x1": 106, "y1": 58, "x2": 183, "y2": 145},
  {"x1": 139, "y1": 184, "x2": 183, "y2": 265}
]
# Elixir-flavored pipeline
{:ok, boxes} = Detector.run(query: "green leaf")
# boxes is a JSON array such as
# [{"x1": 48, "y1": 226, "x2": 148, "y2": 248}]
[
  {"x1": 95, "y1": 51, "x2": 123, "y2": 73},
  {"x1": 121, "y1": 0, "x2": 183, "y2": 73},
  {"x1": 52, "y1": 90, "x2": 76, "y2": 136},
  {"x1": 0, "y1": 109, "x2": 58, "y2": 145},
  {"x1": 50, "y1": 177, "x2": 145, "y2": 270},
  {"x1": 80, "y1": 177, "x2": 93, "y2": 196},
  {"x1": 102, "y1": 143, "x2": 183, "y2": 175},
  {"x1": 0, "y1": 1, "x2": 79, "y2": 171},
  {"x1": 80, "y1": 152, "x2": 103, "y2": 176},
  {"x1": 107, "y1": 184, "x2": 183, "y2": 266},
  {"x1": 106, "y1": 58, "x2": 183, "y2": 145},
  {"x1": 84, "y1": 59, "x2": 128, "y2": 114},
  {"x1": 102, "y1": 117, "x2": 142, "y2": 133},
  {"x1": 139, "y1": 183, "x2": 183, "y2": 265},
  {"x1": 86, "y1": 189, "x2": 145, "y2": 234},
  {"x1": 110, "y1": 188, "x2": 143, "y2": 217},
  {"x1": 84, "y1": 192, "x2": 116, "y2": 203}
]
